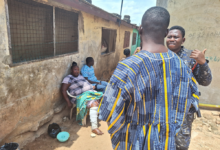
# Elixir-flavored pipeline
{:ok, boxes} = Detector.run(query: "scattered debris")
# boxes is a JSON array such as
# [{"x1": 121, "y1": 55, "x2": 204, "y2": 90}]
[
  {"x1": 63, "y1": 117, "x2": 69, "y2": 122},
  {"x1": 216, "y1": 118, "x2": 220, "y2": 125},
  {"x1": 91, "y1": 133, "x2": 96, "y2": 138},
  {"x1": 54, "y1": 103, "x2": 66, "y2": 114},
  {"x1": 203, "y1": 113, "x2": 214, "y2": 121},
  {"x1": 212, "y1": 112, "x2": 219, "y2": 116}
]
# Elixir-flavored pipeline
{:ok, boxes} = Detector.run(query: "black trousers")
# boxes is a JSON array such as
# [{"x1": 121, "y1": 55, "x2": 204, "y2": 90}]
[{"x1": 176, "y1": 112, "x2": 195, "y2": 150}]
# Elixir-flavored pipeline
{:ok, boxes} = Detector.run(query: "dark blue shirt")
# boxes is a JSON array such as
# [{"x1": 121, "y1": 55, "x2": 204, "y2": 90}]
[{"x1": 177, "y1": 46, "x2": 212, "y2": 86}]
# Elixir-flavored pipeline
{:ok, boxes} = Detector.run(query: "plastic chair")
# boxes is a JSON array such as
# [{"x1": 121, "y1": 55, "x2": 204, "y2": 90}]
[{"x1": 67, "y1": 91, "x2": 87, "y2": 125}]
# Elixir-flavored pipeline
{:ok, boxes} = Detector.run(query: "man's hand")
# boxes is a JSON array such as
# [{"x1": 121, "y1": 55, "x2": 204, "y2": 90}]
[
  {"x1": 190, "y1": 49, "x2": 207, "y2": 65},
  {"x1": 93, "y1": 86, "x2": 96, "y2": 90},
  {"x1": 67, "y1": 102, "x2": 73, "y2": 109},
  {"x1": 133, "y1": 47, "x2": 141, "y2": 55}
]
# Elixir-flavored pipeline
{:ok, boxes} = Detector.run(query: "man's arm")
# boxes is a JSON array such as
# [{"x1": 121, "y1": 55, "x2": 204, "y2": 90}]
[
  {"x1": 189, "y1": 73, "x2": 200, "y2": 116},
  {"x1": 193, "y1": 61, "x2": 212, "y2": 86},
  {"x1": 190, "y1": 49, "x2": 212, "y2": 86},
  {"x1": 98, "y1": 67, "x2": 129, "y2": 135}
]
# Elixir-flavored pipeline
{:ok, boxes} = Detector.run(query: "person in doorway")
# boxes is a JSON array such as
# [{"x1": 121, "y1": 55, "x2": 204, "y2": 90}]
[
  {"x1": 81, "y1": 57, "x2": 108, "y2": 93},
  {"x1": 98, "y1": 6, "x2": 199, "y2": 150},
  {"x1": 166, "y1": 25, "x2": 212, "y2": 150},
  {"x1": 121, "y1": 49, "x2": 131, "y2": 61},
  {"x1": 61, "y1": 62, "x2": 104, "y2": 135},
  {"x1": 133, "y1": 25, "x2": 143, "y2": 55}
]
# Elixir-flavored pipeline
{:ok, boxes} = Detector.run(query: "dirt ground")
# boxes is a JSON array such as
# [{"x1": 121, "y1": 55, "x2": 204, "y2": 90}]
[{"x1": 22, "y1": 109, "x2": 220, "y2": 150}]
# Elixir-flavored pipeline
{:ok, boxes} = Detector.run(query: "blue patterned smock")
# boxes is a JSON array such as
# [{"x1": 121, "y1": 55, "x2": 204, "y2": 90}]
[
  {"x1": 81, "y1": 65, "x2": 99, "y2": 86},
  {"x1": 98, "y1": 50, "x2": 199, "y2": 150}
]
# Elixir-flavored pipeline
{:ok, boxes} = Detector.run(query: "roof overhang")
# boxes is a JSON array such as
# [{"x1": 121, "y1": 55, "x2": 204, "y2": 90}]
[{"x1": 54, "y1": 0, "x2": 138, "y2": 29}]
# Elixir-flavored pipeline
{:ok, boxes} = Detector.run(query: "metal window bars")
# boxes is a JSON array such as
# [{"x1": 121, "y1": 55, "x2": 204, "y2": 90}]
[
  {"x1": 7, "y1": 0, "x2": 78, "y2": 64},
  {"x1": 55, "y1": 8, "x2": 78, "y2": 55}
]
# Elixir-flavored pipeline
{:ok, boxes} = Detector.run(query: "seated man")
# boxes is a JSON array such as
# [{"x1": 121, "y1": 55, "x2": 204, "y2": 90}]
[
  {"x1": 61, "y1": 62, "x2": 104, "y2": 135},
  {"x1": 81, "y1": 57, "x2": 108, "y2": 93},
  {"x1": 121, "y1": 49, "x2": 131, "y2": 61}
]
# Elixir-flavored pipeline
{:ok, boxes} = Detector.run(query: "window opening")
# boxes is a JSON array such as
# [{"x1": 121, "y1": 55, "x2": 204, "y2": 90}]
[
  {"x1": 132, "y1": 33, "x2": 137, "y2": 45},
  {"x1": 123, "y1": 31, "x2": 130, "y2": 48},
  {"x1": 55, "y1": 8, "x2": 78, "y2": 55},
  {"x1": 101, "y1": 28, "x2": 117, "y2": 55},
  {"x1": 8, "y1": 0, "x2": 54, "y2": 63}
]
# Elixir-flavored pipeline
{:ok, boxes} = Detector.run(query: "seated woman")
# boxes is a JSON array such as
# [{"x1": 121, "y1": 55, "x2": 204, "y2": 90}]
[
  {"x1": 61, "y1": 62, "x2": 104, "y2": 135},
  {"x1": 81, "y1": 57, "x2": 108, "y2": 93}
]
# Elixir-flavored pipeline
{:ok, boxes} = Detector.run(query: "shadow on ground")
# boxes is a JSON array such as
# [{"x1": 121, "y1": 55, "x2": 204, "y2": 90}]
[{"x1": 22, "y1": 108, "x2": 104, "y2": 150}]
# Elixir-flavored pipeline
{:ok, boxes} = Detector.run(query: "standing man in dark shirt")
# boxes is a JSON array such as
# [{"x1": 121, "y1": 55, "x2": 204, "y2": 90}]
[{"x1": 166, "y1": 26, "x2": 212, "y2": 150}]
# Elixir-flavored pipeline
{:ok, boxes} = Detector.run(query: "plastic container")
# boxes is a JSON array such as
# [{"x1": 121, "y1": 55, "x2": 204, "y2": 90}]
[{"x1": 57, "y1": 132, "x2": 70, "y2": 142}]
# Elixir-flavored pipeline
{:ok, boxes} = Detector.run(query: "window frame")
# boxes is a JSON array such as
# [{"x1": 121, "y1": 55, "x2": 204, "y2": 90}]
[
  {"x1": 5, "y1": 0, "x2": 79, "y2": 66},
  {"x1": 132, "y1": 32, "x2": 137, "y2": 45},
  {"x1": 101, "y1": 27, "x2": 117, "y2": 55},
  {"x1": 123, "y1": 31, "x2": 130, "y2": 48}
]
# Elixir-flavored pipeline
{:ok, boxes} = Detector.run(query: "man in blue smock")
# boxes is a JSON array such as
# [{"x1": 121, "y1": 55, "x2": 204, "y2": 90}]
[
  {"x1": 81, "y1": 57, "x2": 108, "y2": 93},
  {"x1": 98, "y1": 7, "x2": 200, "y2": 150}
]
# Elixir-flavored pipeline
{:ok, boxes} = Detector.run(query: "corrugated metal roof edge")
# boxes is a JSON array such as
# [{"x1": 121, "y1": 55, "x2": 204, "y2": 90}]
[{"x1": 54, "y1": 0, "x2": 139, "y2": 29}]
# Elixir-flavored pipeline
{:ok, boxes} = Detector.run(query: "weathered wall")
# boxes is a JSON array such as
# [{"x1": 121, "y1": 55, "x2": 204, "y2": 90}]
[
  {"x1": 157, "y1": 0, "x2": 220, "y2": 105},
  {"x1": 0, "y1": 0, "x2": 133, "y2": 147}
]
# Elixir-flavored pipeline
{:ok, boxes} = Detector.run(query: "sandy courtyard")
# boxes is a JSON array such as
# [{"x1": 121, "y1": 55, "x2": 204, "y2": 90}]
[{"x1": 22, "y1": 110, "x2": 220, "y2": 150}]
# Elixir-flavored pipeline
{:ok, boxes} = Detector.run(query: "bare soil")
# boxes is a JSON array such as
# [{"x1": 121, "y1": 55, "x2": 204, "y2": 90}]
[{"x1": 22, "y1": 110, "x2": 220, "y2": 150}]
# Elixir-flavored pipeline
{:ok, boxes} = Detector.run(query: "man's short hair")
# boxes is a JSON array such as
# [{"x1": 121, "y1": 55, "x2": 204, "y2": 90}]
[
  {"x1": 124, "y1": 49, "x2": 130, "y2": 56},
  {"x1": 142, "y1": 7, "x2": 170, "y2": 36},
  {"x1": 169, "y1": 26, "x2": 185, "y2": 38},
  {"x1": 86, "y1": 57, "x2": 93, "y2": 64}
]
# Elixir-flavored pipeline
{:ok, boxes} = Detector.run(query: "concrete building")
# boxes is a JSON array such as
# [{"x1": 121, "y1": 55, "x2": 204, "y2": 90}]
[
  {"x1": 0, "y1": 0, "x2": 138, "y2": 147},
  {"x1": 157, "y1": 0, "x2": 220, "y2": 107}
]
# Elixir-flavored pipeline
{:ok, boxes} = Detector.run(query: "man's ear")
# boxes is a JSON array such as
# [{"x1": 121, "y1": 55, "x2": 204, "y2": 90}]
[
  {"x1": 139, "y1": 25, "x2": 142, "y2": 35},
  {"x1": 182, "y1": 37, "x2": 186, "y2": 44},
  {"x1": 165, "y1": 29, "x2": 169, "y2": 37}
]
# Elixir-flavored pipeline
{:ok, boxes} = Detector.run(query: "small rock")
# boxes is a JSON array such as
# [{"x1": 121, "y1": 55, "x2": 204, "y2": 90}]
[
  {"x1": 216, "y1": 118, "x2": 220, "y2": 125},
  {"x1": 91, "y1": 133, "x2": 96, "y2": 138},
  {"x1": 210, "y1": 122, "x2": 218, "y2": 131},
  {"x1": 208, "y1": 127, "x2": 212, "y2": 132},
  {"x1": 202, "y1": 122, "x2": 209, "y2": 126},
  {"x1": 54, "y1": 103, "x2": 66, "y2": 114},
  {"x1": 39, "y1": 110, "x2": 54, "y2": 127},
  {"x1": 212, "y1": 112, "x2": 219, "y2": 116},
  {"x1": 196, "y1": 127, "x2": 202, "y2": 131},
  {"x1": 203, "y1": 113, "x2": 214, "y2": 121},
  {"x1": 63, "y1": 116, "x2": 69, "y2": 122},
  {"x1": 211, "y1": 126, "x2": 218, "y2": 131},
  {"x1": 213, "y1": 131, "x2": 220, "y2": 135},
  {"x1": 199, "y1": 144, "x2": 204, "y2": 148}
]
